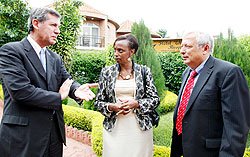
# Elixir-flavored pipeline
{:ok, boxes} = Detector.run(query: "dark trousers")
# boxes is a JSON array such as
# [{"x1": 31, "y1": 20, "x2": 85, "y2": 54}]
[
  {"x1": 44, "y1": 114, "x2": 63, "y2": 157},
  {"x1": 171, "y1": 132, "x2": 183, "y2": 157}
]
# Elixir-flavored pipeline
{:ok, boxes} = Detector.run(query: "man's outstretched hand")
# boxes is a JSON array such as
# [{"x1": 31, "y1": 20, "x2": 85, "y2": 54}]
[{"x1": 74, "y1": 83, "x2": 99, "y2": 101}]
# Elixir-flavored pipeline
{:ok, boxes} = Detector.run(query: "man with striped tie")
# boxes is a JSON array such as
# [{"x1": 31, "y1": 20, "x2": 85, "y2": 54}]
[{"x1": 171, "y1": 31, "x2": 250, "y2": 157}]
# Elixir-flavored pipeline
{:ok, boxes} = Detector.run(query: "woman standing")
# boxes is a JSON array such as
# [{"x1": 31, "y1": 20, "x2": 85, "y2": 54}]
[{"x1": 94, "y1": 34, "x2": 160, "y2": 157}]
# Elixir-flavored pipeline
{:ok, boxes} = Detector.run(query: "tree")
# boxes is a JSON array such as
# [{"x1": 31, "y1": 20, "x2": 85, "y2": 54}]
[
  {"x1": 157, "y1": 29, "x2": 168, "y2": 38},
  {"x1": 214, "y1": 28, "x2": 250, "y2": 88},
  {"x1": 238, "y1": 34, "x2": 250, "y2": 53},
  {"x1": 49, "y1": 0, "x2": 84, "y2": 71},
  {"x1": 131, "y1": 20, "x2": 166, "y2": 96},
  {"x1": 0, "y1": 0, "x2": 30, "y2": 47}
]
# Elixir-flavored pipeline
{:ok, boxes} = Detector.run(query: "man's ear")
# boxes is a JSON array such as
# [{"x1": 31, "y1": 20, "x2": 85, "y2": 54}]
[
  {"x1": 32, "y1": 19, "x2": 39, "y2": 30},
  {"x1": 203, "y1": 44, "x2": 210, "y2": 55}
]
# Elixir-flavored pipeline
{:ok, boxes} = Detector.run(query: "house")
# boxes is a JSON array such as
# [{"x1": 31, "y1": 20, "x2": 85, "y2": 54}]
[
  {"x1": 77, "y1": 3, "x2": 160, "y2": 50},
  {"x1": 77, "y1": 3, "x2": 119, "y2": 50}
]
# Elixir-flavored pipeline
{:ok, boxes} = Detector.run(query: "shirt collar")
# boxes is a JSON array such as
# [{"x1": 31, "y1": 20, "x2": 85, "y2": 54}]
[
  {"x1": 27, "y1": 35, "x2": 46, "y2": 56},
  {"x1": 190, "y1": 55, "x2": 209, "y2": 74}
]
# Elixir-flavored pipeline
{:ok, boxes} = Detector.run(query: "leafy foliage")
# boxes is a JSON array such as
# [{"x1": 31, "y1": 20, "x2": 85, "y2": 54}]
[
  {"x1": 0, "y1": 0, "x2": 30, "y2": 47},
  {"x1": 49, "y1": 0, "x2": 84, "y2": 70},
  {"x1": 157, "y1": 29, "x2": 169, "y2": 38},
  {"x1": 70, "y1": 50, "x2": 106, "y2": 85},
  {"x1": 158, "y1": 52, "x2": 187, "y2": 94},
  {"x1": 158, "y1": 91, "x2": 178, "y2": 115},
  {"x1": 131, "y1": 20, "x2": 166, "y2": 97},
  {"x1": 238, "y1": 34, "x2": 250, "y2": 52},
  {"x1": 105, "y1": 44, "x2": 116, "y2": 66},
  {"x1": 214, "y1": 29, "x2": 250, "y2": 88}
]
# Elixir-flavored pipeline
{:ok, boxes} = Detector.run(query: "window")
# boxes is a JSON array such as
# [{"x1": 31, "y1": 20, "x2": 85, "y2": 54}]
[{"x1": 81, "y1": 23, "x2": 100, "y2": 47}]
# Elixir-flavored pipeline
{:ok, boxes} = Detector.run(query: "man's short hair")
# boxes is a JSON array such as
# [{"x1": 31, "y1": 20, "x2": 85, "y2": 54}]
[{"x1": 28, "y1": 8, "x2": 61, "y2": 34}]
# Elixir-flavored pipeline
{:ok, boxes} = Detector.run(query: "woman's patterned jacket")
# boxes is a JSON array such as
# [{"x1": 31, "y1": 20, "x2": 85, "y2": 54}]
[{"x1": 94, "y1": 62, "x2": 160, "y2": 132}]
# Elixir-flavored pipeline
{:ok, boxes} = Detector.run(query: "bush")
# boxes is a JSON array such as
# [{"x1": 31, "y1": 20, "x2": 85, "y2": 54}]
[
  {"x1": 70, "y1": 50, "x2": 106, "y2": 84},
  {"x1": 63, "y1": 105, "x2": 102, "y2": 131},
  {"x1": 0, "y1": 85, "x2": 3, "y2": 100},
  {"x1": 158, "y1": 91, "x2": 177, "y2": 115},
  {"x1": 158, "y1": 52, "x2": 187, "y2": 95},
  {"x1": 62, "y1": 105, "x2": 104, "y2": 156},
  {"x1": 153, "y1": 145, "x2": 170, "y2": 157},
  {"x1": 245, "y1": 147, "x2": 250, "y2": 157}
]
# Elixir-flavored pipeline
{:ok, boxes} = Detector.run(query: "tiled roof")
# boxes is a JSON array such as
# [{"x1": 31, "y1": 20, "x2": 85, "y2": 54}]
[
  {"x1": 117, "y1": 20, "x2": 134, "y2": 33},
  {"x1": 79, "y1": 3, "x2": 106, "y2": 16},
  {"x1": 117, "y1": 20, "x2": 161, "y2": 38}
]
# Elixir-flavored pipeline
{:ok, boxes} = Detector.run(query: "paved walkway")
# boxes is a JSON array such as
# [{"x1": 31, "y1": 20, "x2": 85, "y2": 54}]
[{"x1": 0, "y1": 101, "x2": 97, "y2": 157}]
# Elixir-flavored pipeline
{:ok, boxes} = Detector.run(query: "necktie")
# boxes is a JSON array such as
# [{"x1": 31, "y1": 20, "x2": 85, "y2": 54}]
[
  {"x1": 176, "y1": 70, "x2": 197, "y2": 135},
  {"x1": 40, "y1": 48, "x2": 46, "y2": 72}
]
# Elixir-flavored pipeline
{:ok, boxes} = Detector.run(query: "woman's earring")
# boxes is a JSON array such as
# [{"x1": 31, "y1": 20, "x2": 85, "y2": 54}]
[{"x1": 128, "y1": 57, "x2": 131, "y2": 61}]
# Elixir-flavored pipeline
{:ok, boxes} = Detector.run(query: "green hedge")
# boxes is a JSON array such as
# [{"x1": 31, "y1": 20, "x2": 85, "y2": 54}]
[
  {"x1": 158, "y1": 52, "x2": 187, "y2": 95},
  {"x1": 0, "y1": 85, "x2": 3, "y2": 100},
  {"x1": 158, "y1": 91, "x2": 178, "y2": 115},
  {"x1": 70, "y1": 50, "x2": 106, "y2": 84},
  {"x1": 70, "y1": 51, "x2": 187, "y2": 95}
]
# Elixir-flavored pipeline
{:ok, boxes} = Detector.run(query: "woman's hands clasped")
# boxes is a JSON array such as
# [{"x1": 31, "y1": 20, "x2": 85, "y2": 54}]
[{"x1": 109, "y1": 99, "x2": 139, "y2": 115}]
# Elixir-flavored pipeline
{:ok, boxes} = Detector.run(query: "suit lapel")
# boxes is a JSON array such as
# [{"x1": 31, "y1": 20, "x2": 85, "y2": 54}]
[
  {"x1": 184, "y1": 56, "x2": 214, "y2": 115},
  {"x1": 173, "y1": 68, "x2": 191, "y2": 121},
  {"x1": 46, "y1": 49, "x2": 55, "y2": 84},
  {"x1": 23, "y1": 38, "x2": 47, "y2": 80}
]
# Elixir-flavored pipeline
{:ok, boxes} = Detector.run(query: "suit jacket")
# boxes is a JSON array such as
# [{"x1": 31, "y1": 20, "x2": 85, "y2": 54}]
[
  {"x1": 94, "y1": 63, "x2": 160, "y2": 132},
  {"x1": 171, "y1": 55, "x2": 250, "y2": 157},
  {"x1": 0, "y1": 37, "x2": 81, "y2": 156}
]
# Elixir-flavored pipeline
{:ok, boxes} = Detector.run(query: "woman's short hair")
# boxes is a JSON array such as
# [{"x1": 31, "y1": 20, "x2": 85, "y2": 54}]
[
  {"x1": 113, "y1": 34, "x2": 139, "y2": 53},
  {"x1": 28, "y1": 8, "x2": 61, "y2": 34}
]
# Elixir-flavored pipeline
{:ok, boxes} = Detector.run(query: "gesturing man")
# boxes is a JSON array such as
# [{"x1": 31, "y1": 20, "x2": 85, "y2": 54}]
[{"x1": 0, "y1": 8, "x2": 98, "y2": 156}]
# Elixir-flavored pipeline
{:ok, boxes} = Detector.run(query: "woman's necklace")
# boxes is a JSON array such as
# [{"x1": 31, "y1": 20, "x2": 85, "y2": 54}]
[{"x1": 119, "y1": 71, "x2": 132, "y2": 80}]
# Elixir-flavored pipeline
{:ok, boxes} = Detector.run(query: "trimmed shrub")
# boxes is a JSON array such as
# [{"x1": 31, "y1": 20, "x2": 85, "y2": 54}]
[
  {"x1": 0, "y1": 85, "x2": 3, "y2": 100},
  {"x1": 91, "y1": 113, "x2": 104, "y2": 157},
  {"x1": 158, "y1": 52, "x2": 187, "y2": 95},
  {"x1": 63, "y1": 105, "x2": 100, "y2": 131},
  {"x1": 70, "y1": 50, "x2": 106, "y2": 85},
  {"x1": 62, "y1": 105, "x2": 104, "y2": 156},
  {"x1": 153, "y1": 145, "x2": 170, "y2": 157},
  {"x1": 158, "y1": 91, "x2": 178, "y2": 115},
  {"x1": 245, "y1": 147, "x2": 250, "y2": 157}
]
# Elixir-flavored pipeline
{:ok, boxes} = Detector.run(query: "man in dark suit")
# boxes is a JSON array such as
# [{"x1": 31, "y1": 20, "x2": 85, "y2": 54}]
[
  {"x1": 0, "y1": 8, "x2": 98, "y2": 156},
  {"x1": 171, "y1": 31, "x2": 250, "y2": 157}
]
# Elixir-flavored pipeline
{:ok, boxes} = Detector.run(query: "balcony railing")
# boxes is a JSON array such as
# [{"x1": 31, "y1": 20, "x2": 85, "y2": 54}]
[{"x1": 77, "y1": 35, "x2": 105, "y2": 48}]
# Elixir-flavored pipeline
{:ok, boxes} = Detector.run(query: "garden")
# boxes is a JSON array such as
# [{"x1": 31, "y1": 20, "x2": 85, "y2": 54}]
[{"x1": 0, "y1": 0, "x2": 250, "y2": 156}]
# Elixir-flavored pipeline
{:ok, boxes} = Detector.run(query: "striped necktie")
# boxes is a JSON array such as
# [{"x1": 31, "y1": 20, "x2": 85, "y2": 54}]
[
  {"x1": 40, "y1": 48, "x2": 46, "y2": 72},
  {"x1": 176, "y1": 70, "x2": 197, "y2": 135}
]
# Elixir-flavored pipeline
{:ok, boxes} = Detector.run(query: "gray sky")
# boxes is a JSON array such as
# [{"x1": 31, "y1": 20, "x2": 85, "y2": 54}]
[{"x1": 27, "y1": 0, "x2": 250, "y2": 38}]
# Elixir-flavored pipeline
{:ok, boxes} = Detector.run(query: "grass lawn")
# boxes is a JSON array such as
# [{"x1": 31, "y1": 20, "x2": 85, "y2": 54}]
[{"x1": 153, "y1": 111, "x2": 174, "y2": 147}]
